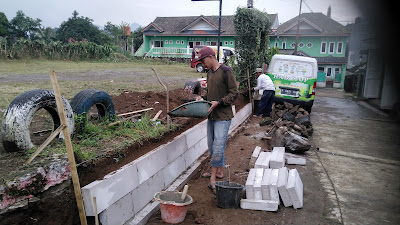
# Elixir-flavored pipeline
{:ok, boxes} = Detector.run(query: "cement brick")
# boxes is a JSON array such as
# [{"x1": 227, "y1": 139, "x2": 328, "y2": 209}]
[
  {"x1": 82, "y1": 163, "x2": 139, "y2": 216},
  {"x1": 254, "y1": 152, "x2": 267, "y2": 169},
  {"x1": 253, "y1": 168, "x2": 264, "y2": 200},
  {"x1": 270, "y1": 147, "x2": 285, "y2": 169},
  {"x1": 240, "y1": 199, "x2": 279, "y2": 211},
  {"x1": 249, "y1": 146, "x2": 261, "y2": 168},
  {"x1": 287, "y1": 169, "x2": 303, "y2": 209},
  {"x1": 185, "y1": 120, "x2": 207, "y2": 148},
  {"x1": 261, "y1": 169, "x2": 272, "y2": 200},
  {"x1": 269, "y1": 169, "x2": 280, "y2": 204},
  {"x1": 99, "y1": 192, "x2": 134, "y2": 225},
  {"x1": 286, "y1": 157, "x2": 306, "y2": 165},
  {"x1": 131, "y1": 171, "x2": 166, "y2": 215},
  {"x1": 183, "y1": 137, "x2": 207, "y2": 168},
  {"x1": 277, "y1": 167, "x2": 292, "y2": 207},
  {"x1": 164, "y1": 134, "x2": 188, "y2": 163},
  {"x1": 162, "y1": 155, "x2": 186, "y2": 187},
  {"x1": 245, "y1": 168, "x2": 257, "y2": 199},
  {"x1": 136, "y1": 148, "x2": 168, "y2": 184}
]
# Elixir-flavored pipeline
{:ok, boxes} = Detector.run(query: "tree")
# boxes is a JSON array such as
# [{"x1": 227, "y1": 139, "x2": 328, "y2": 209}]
[
  {"x1": 56, "y1": 10, "x2": 111, "y2": 45},
  {"x1": 327, "y1": 5, "x2": 332, "y2": 18},
  {"x1": 131, "y1": 27, "x2": 143, "y2": 51},
  {"x1": 104, "y1": 21, "x2": 123, "y2": 45},
  {"x1": 9, "y1": 10, "x2": 42, "y2": 40},
  {"x1": 234, "y1": 7, "x2": 272, "y2": 87},
  {"x1": 0, "y1": 12, "x2": 10, "y2": 37}
]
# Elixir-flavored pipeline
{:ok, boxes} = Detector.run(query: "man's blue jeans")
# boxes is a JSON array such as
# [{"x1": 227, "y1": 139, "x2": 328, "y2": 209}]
[
  {"x1": 207, "y1": 119, "x2": 231, "y2": 168},
  {"x1": 258, "y1": 90, "x2": 275, "y2": 117}
]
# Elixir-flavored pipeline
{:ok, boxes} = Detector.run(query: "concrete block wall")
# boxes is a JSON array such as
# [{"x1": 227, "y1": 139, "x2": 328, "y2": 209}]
[{"x1": 81, "y1": 103, "x2": 252, "y2": 225}]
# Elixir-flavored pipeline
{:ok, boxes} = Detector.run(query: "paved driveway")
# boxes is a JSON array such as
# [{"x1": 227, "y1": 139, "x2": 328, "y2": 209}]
[{"x1": 310, "y1": 88, "x2": 400, "y2": 224}]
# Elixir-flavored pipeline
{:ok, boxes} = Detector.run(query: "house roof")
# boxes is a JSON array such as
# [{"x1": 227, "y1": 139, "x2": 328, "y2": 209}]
[
  {"x1": 277, "y1": 12, "x2": 350, "y2": 36},
  {"x1": 143, "y1": 14, "x2": 278, "y2": 36}
]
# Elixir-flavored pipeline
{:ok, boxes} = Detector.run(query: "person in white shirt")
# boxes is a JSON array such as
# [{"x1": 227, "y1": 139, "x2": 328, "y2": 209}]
[{"x1": 252, "y1": 68, "x2": 275, "y2": 117}]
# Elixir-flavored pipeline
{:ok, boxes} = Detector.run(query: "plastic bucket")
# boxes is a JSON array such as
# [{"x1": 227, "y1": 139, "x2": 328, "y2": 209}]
[
  {"x1": 214, "y1": 181, "x2": 244, "y2": 208},
  {"x1": 154, "y1": 191, "x2": 193, "y2": 224}
]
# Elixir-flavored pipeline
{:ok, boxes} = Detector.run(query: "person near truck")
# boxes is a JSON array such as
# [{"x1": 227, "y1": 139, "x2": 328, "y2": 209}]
[
  {"x1": 194, "y1": 46, "x2": 238, "y2": 195},
  {"x1": 252, "y1": 68, "x2": 275, "y2": 117}
]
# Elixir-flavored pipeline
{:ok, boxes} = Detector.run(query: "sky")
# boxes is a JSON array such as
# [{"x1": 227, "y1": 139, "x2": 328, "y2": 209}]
[{"x1": 2, "y1": 0, "x2": 364, "y2": 29}]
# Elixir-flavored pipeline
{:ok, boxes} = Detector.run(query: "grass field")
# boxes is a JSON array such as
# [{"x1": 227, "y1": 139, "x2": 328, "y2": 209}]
[{"x1": 0, "y1": 59, "x2": 201, "y2": 120}]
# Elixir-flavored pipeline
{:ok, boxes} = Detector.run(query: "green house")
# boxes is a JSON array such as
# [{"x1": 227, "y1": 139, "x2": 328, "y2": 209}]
[
  {"x1": 270, "y1": 13, "x2": 351, "y2": 88},
  {"x1": 136, "y1": 14, "x2": 278, "y2": 59}
]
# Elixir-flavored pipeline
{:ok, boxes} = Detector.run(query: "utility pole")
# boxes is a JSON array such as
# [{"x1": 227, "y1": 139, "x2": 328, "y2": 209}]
[{"x1": 294, "y1": 0, "x2": 302, "y2": 55}]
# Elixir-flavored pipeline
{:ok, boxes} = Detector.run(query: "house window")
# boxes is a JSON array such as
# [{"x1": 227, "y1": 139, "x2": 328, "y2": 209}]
[
  {"x1": 318, "y1": 67, "x2": 324, "y2": 73},
  {"x1": 282, "y1": 42, "x2": 286, "y2": 49},
  {"x1": 298, "y1": 42, "x2": 304, "y2": 48},
  {"x1": 181, "y1": 40, "x2": 184, "y2": 44},
  {"x1": 328, "y1": 42, "x2": 335, "y2": 54},
  {"x1": 169, "y1": 40, "x2": 173, "y2": 44},
  {"x1": 165, "y1": 40, "x2": 168, "y2": 44},
  {"x1": 176, "y1": 40, "x2": 180, "y2": 44},
  {"x1": 274, "y1": 42, "x2": 279, "y2": 48},
  {"x1": 224, "y1": 41, "x2": 228, "y2": 45},
  {"x1": 206, "y1": 41, "x2": 217, "y2": 46},
  {"x1": 337, "y1": 42, "x2": 343, "y2": 54},
  {"x1": 321, "y1": 42, "x2": 327, "y2": 54},
  {"x1": 291, "y1": 43, "x2": 296, "y2": 48},
  {"x1": 154, "y1": 41, "x2": 163, "y2": 47},
  {"x1": 307, "y1": 42, "x2": 313, "y2": 48},
  {"x1": 230, "y1": 41, "x2": 234, "y2": 45}
]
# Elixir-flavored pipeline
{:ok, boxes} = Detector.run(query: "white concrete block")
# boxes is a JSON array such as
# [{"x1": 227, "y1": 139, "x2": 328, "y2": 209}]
[
  {"x1": 286, "y1": 157, "x2": 306, "y2": 165},
  {"x1": 99, "y1": 192, "x2": 134, "y2": 225},
  {"x1": 254, "y1": 152, "x2": 267, "y2": 168},
  {"x1": 269, "y1": 169, "x2": 280, "y2": 204},
  {"x1": 185, "y1": 120, "x2": 207, "y2": 148},
  {"x1": 164, "y1": 134, "x2": 187, "y2": 163},
  {"x1": 245, "y1": 168, "x2": 257, "y2": 199},
  {"x1": 263, "y1": 152, "x2": 272, "y2": 168},
  {"x1": 253, "y1": 168, "x2": 264, "y2": 200},
  {"x1": 82, "y1": 163, "x2": 139, "y2": 216},
  {"x1": 162, "y1": 155, "x2": 186, "y2": 187},
  {"x1": 183, "y1": 137, "x2": 207, "y2": 168},
  {"x1": 240, "y1": 199, "x2": 279, "y2": 211},
  {"x1": 261, "y1": 169, "x2": 272, "y2": 200},
  {"x1": 277, "y1": 167, "x2": 292, "y2": 207},
  {"x1": 131, "y1": 171, "x2": 166, "y2": 215},
  {"x1": 136, "y1": 148, "x2": 168, "y2": 184},
  {"x1": 276, "y1": 147, "x2": 285, "y2": 168},
  {"x1": 249, "y1": 146, "x2": 261, "y2": 168},
  {"x1": 287, "y1": 169, "x2": 303, "y2": 209},
  {"x1": 270, "y1": 148, "x2": 278, "y2": 169}
]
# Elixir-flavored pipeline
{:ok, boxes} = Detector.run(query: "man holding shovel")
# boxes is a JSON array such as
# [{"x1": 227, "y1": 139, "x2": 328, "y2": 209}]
[{"x1": 195, "y1": 46, "x2": 238, "y2": 194}]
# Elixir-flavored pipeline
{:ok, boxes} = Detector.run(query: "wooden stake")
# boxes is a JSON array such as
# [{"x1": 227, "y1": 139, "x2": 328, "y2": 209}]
[
  {"x1": 117, "y1": 108, "x2": 153, "y2": 117},
  {"x1": 151, "y1": 68, "x2": 170, "y2": 127},
  {"x1": 247, "y1": 69, "x2": 253, "y2": 113},
  {"x1": 25, "y1": 124, "x2": 66, "y2": 165},
  {"x1": 93, "y1": 197, "x2": 99, "y2": 225},
  {"x1": 49, "y1": 70, "x2": 87, "y2": 225},
  {"x1": 151, "y1": 110, "x2": 162, "y2": 122}
]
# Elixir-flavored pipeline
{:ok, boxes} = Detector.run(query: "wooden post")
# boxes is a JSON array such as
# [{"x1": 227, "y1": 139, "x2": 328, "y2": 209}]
[
  {"x1": 49, "y1": 70, "x2": 87, "y2": 225},
  {"x1": 247, "y1": 69, "x2": 253, "y2": 113}
]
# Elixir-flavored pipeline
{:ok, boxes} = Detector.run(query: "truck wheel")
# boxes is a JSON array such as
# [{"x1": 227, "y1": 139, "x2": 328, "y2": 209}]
[
  {"x1": 70, "y1": 89, "x2": 115, "y2": 131},
  {"x1": 1, "y1": 89, "x2": 74, "y2": 152},
  {"x1": 196, "y1": 63, "x2": 204, "y2": 73}
]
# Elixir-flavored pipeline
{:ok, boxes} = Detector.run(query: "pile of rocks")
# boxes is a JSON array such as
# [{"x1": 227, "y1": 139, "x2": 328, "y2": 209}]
[{"x1": 260, "y1": 102, "x2": 313, "y2": 153}]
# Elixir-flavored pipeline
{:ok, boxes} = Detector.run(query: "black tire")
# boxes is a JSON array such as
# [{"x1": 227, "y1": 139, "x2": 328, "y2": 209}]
[
  {"x1": 196, "y1": 63, "x2": 204, "y2": 73},
  {"x1": 70, "y1": 89, "x2": 115, "y2": 130},
  {"x1": 1, "y1": 89, "x2": 74, "y2": 152}
]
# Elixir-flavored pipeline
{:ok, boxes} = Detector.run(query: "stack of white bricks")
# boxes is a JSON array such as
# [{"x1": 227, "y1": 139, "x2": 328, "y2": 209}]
[{"x1": 240, "y1": 146, "x2": 304, "y2": 211}]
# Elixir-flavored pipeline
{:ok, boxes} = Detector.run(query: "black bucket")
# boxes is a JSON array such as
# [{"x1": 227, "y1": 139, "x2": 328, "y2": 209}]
[{"x1": 214, "y1": 181, "x2": 244, "y2": 208}]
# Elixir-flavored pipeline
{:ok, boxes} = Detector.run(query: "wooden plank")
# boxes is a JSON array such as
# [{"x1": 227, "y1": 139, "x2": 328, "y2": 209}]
[
  {"x1": 108, "y1": 114, "x2": 142, "y2": 127},
  {"x1": 117, "y1": 108, "x2": 153, "y2": 117},
  {"x1": 25, "y1": 124, "x2": 66, "y2": 165},
  {"x1": 49, "y1": 70, "x2": 87, "y2": 225},
  {"x1": 151, "y1": 110, "x2": 162, "y2": 121}
]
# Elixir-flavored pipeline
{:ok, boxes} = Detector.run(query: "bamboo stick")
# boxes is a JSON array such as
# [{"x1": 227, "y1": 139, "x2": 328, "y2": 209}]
[
  {"x1": 151, "y1": 68, "x2": 170, "y2": 127},
  {"x1": 117, "y1": 108, "x2": 153, "y2": 117},
  {"x1": 49, "y1": 70, "x2": 87, "y2": 225}
]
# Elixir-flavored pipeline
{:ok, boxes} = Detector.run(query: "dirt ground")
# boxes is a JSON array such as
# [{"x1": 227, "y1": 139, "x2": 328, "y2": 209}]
[{"x1": 146, "y1": 115, "x2": 328, "y2": 225}]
